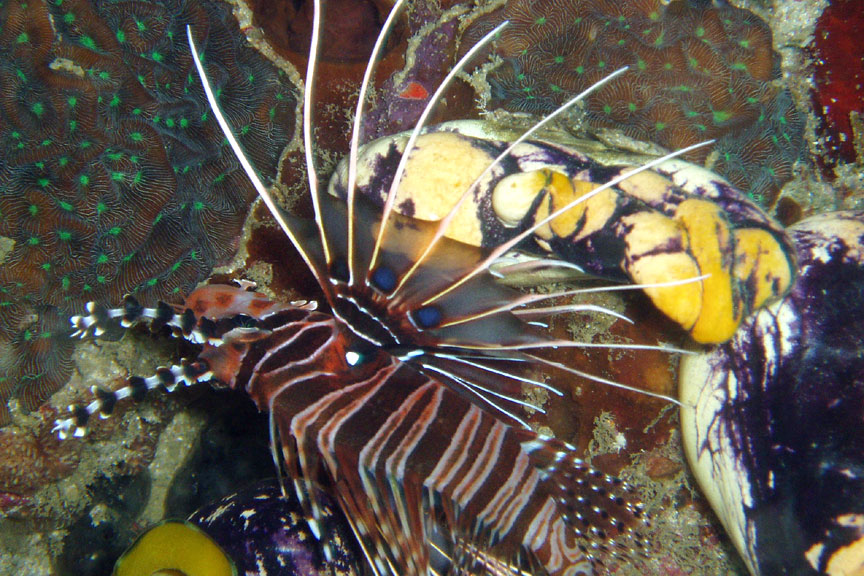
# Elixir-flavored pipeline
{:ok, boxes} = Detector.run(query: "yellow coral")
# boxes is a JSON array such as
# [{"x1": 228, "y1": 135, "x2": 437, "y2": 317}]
[
  {"x1": 113, "y1": 521, "x2": 236, "y2": 576},
  {"x1": 676, "y1": 199, "x2": 741, "y2": 343}
]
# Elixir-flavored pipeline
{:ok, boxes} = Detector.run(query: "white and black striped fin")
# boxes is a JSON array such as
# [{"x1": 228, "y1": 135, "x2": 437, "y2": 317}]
[
  {"x1": 52, "y1": 358, "x2": 212, "y2": 439},
  {"x1": 57, "y1": 285, "x2": 303, "y2": 441},
  {"x1": 69, "y1": 286, "x2": 308, "y2": 347},
  {"x1": 70, "y1": 295, "x2": 206, "y2": 343}
]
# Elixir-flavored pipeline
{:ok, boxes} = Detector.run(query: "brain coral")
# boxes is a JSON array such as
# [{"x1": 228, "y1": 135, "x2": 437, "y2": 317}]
[
  {"x1": 0, "y1": 0, "x2": 297, "y2": 425},
  {"x1": 466, "y1": 0, "x2": 805, "y2": 206}
]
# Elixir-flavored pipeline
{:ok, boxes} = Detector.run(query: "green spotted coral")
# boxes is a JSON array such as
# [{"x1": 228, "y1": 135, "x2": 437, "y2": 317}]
[
  {"x1": 465, "y1": 0, "x2": 805, "y2": 206},
  {"x1": 0, "y1": 0, "x2": 297, "y2": 425}
]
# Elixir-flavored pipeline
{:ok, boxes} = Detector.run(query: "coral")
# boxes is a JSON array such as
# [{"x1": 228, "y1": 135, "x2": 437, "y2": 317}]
[
  {"x1": 334, "y1": 121, "x2": 796, "y2": 343},
  {"x1": 811, "y1": 0, "x2": 864, "y2": 168},
  {"x1": 0, "y1": 0, "x2": 298, "y2": 425},
  {"x1": 464, "y1": 0, "x2": 806, "y2": 206},
  {"x1": 681, "y1": 211, "x2": 864, "y2": 576},
  {"x1": 0, "y1": 411, "x2": 81, "y2": 496}
]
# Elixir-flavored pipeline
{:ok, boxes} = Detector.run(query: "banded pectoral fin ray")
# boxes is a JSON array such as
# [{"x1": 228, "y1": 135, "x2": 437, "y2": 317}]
[
  {"x1": 55, "y1": 285, "x2": 315, "y2": 437},
  {"x1": 271, "y1": 352, "x2": 647, "y2": 576}
]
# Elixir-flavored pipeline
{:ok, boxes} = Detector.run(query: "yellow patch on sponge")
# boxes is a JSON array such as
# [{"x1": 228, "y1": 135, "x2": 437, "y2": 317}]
[
  {"x1": 676, "y1": 199, "x2": 741, "y2": 343},
  {"x1": 621, "y1": 211, "x2": 702, "y2": 330},
  {"x1": 614, "y1": 169, "x2": 678, "y2": 205},
  {"x1": 550, "y1": 179, "x2": 617, "y2": 242},
  {"x1": 113, "y1": 521, "x2": 236, "y2": 576},
  {"x1": 622, "y1": 202, "x2": 793, "y2": 343},
  {"x1": 545, "y1": 171, "x2": 585, "y2": 238},
  {"x1": 398, "y1": 132, "x2": 495, "y2": 246},
  {"x1": 733, "y1": 227, "x2": 794, "y2": 311},
  {"x1": 492, "y1": 170, "x2": 551, "y2": 228},
  {"x1": 491, "y1": 170, "x2": 619, "y2": 244}
]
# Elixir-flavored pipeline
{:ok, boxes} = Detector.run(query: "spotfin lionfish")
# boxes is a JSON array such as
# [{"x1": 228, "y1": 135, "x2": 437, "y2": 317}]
[{"x1": 55, "y1": 0, "x2": 711, "y2": 573}]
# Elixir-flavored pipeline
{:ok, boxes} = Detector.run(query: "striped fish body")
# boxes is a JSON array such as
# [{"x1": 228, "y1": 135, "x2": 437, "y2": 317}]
[
  {"x1": 54, "y1": 2, "x2": 668, "y2": 573},
  {"x1": 181, "y1": 279, "x2": 644, "y2": 576},
  {"x1": 172, "y1": 4, "x2": 655, "y2": 571}
]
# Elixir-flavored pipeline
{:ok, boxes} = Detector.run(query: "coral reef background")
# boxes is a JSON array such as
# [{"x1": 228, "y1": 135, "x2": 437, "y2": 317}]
[
  {"x1": 463, "y1": 0, "x2": 807, "y2": 206},
  {"x1": 0, "y1": 0, "x2": 860, "y2": 573},
  {"x1": 0, "y1": 0, "x2": 297, "y2": 425}
]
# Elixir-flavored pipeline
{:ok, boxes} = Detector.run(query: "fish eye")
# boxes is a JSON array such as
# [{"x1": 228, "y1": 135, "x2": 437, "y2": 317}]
[{"x1": 345, "y1": 350, "x2": 362, "y2": 366}]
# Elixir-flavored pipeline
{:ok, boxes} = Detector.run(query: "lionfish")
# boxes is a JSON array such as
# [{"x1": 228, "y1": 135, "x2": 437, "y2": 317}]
[{"x1": 55, "y1": 1, "x2": 707, "y2": 573}]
